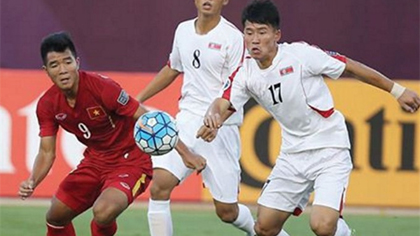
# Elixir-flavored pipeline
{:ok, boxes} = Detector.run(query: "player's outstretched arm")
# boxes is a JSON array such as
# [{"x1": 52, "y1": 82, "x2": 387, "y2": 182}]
[
  {"x1": 345, "y1": 58, "x2": 420, "y2": 113},
  {"x1": 203, "y1": 98, "x2": 231, "y2": 129},
  {"x1": 132, "y1": 103, "x2": 151, "y2": 120},
  {"x1": 136, "y1": 65, "x2": 180, "y2": 103},
  {"x1": 196, "y1": 99, "x2": 234, "y2": 142},
  {"x1": 175, "y1": 139, "x2": 207, "y2": 173},
  {"x1": 18, "y1": 136, "x2": 57, "y2": 200}
]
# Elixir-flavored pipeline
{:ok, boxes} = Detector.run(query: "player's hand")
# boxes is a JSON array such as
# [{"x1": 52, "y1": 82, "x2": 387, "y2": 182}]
[
  {"x1": 203, "y1": 112, "x2": 222, "y2": 130},
  {"x1": 397, "y1": 89, "x2": 420, "y2": 113},
  {"x1": 18, "y1": 179, "x2": 35, "y2": 200},
  {"x1": 181, "y1": 152, "x2": 207, "y2": 174},
  {"x1": 196, "y1": 125, "x2": 218, "y2": 142}
]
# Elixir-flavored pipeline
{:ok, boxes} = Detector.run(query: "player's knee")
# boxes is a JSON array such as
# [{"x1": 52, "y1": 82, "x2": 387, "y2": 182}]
[
  {"x1": 310, "y1": 218, "x2": 337, "y2": 236},
  {"x1": 215, "y1": 205, "x2": 238, "y2": 223},
  {"x1": 149, "y1": 182, "x2": 173, "y2": 200},
  {"x1": 92, "y1": 202, "x2": 120, "y2": 225},
  {"x1": 46, "y1": 214, "x2": 68, "y2": 227},
  {"x1": 149, "y1": 171, "x2": 178, "y2": 200},
  {"x1": 46, "y1": 207, "x2": 72, "y2": 226},
  {"x1": 216, "y1": 210, "x2": 237, "y2": 223},
  {"x1": 254, "y1": 221, "x2": 279, "y2": 236}
]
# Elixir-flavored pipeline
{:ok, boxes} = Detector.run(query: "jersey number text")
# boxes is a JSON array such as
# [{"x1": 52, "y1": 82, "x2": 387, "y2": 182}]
[
  {"x1": 192, "y1": 49, "x2": 201, "y2": 69},
  {"x1": 268, "y1": 83, "x2": 283, "y2": 105},
  {"x1": 78, "y1": 123, "x2": 91, "y2": 139}
]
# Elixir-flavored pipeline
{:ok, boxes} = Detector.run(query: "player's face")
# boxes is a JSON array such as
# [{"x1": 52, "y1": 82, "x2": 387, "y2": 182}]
[
  {"x1": 195, "y1": 0, "x2": 228, "y2": 16},
  {"x1": 244, "y1": 21, "x2": 281, "y2": 68},
  {"x1": 43, "y1": 49, "x2": 80, "y2": 92}
]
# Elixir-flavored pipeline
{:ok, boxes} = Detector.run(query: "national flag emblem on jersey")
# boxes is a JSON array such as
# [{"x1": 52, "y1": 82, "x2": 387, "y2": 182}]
[
  {"x1": 208, "y1": 42, "x2": 222, "y2": 50},
  {"x1": 280, "y1": 66, "x2": 294, "y2": 76},
  {"x1": 87, "y1": 106, "x2": 106, "y2": 119},
  {"x1": 117, "y1": 90, "x2": 129, "y2": 105}
]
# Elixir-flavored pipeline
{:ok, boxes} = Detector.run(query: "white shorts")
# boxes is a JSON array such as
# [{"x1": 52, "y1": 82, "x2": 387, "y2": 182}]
[
  {"x1": 258, "y1": 148, "x2": 353, "y2": 214},
  {"x1": 152, "y1": 111, "x2": 241, "y2": 203}
]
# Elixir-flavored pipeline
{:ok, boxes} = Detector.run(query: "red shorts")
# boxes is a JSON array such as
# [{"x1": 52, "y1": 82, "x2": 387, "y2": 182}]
[{"x1": 55, "y1": 147, "x2": 152, "y2": 214}]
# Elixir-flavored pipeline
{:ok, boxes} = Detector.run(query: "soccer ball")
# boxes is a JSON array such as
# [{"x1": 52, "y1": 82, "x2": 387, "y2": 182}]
[{"x1": 134, "y1": 110, "x2": 179, "y2": 155}]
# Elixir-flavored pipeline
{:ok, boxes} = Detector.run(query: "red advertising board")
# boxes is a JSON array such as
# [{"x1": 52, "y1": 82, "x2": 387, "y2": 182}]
[{"x1": 1, "y1": 69, "x2": 419, "y2": 207}]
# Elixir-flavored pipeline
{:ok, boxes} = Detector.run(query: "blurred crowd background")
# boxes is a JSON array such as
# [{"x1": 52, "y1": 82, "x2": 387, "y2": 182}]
[{"x1": 1, "y1": 0, "x2": 418, "y2": 79}]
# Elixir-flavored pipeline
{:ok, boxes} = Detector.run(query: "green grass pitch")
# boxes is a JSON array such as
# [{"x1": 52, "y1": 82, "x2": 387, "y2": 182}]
[{"x1": 0, "y1": 205, "x2": 419, "y2": 235}]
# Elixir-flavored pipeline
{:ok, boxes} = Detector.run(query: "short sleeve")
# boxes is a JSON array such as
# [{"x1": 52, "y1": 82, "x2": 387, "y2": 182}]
[
  {"x1": 222, "y1": 66, "x2": 250, "y2": 111},
  {"x1": 36, "y1": 98, "x2": 58, "y2": 137},
  {"x1": 226, "y1": 35, "x2": 245, "y2": 75},
  {"x1": 101, "y1": 79, "x2": 139, "y2": 117},
  {"x1": 299, "y1": 43, "x2": 346, "y2": 79},
  {"x1": 168, "y1": 25, "x2": 183, "y2": 72}
]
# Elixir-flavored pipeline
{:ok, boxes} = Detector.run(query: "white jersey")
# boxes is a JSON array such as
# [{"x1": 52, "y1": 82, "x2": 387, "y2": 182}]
[
  {"x1": 169, "y1": 17, "x2": 245, "y2": 125},
  {"x1": 223, "y1": 42, "x2": 350, "y2": 153}
]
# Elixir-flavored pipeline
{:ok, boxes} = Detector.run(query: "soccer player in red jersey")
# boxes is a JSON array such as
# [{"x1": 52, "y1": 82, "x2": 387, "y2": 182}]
[{"x1": 18, "y1": 31, "x2": 206, "y2": 236}]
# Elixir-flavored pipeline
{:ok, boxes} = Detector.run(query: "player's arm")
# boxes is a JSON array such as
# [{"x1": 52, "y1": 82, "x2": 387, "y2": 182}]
[
  {"x1": 132, "y1": 103, "x2": 150, "y2": 120},
  {"x1": 19, "y1": 136, "x2": 57, "y2": 200},
  {"x1": 344, "y1": 58, "x2": 420, "y2": 113},
  {"x1": 136, "y1": 65, "x2": 180, "y2": 103},
  {"x1": 196, "y1": 97, "x2": 232, "y2": 143},
  {"x1": 175, "y1": 139, "x2": 207, "y2": 173},
  {"x1": 204, "y1": 98, "x2": 232, "y2": 129},
  {"x1": 196, "y1": 103, "x2": 233, "y2": 142}
]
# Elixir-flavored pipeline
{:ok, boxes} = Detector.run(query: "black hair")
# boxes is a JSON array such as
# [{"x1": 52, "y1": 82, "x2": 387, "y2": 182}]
[
  {"x1": 241, "y1": 0, "x2": 280, "y2": 29},
  {"x1": 40, "y1": 31, "x2": 77, "y2": 65}
]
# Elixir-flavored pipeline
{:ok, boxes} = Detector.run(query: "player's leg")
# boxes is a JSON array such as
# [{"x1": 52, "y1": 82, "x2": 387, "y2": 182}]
[
  {"x1": 46, "y1": 197, "x2": 78, "y2": 236},
  {"x1": 335, "y1": 217, "x2": 352, "y2": 236},
  {"x1": 46, "y1": 164, "x2": 102, "y2": 236},
  {"x1": 309, "y1": 148, "x2": 352, "y2": 236},
  {"x1": 148, "y1": 168, "x2": 182, "y2": 236},
  {"x1": 93, "y1": 158, "x2": 152, "y2": 236},
  {"x1": 147, "y1": 111, "x2": 198, "y2": 236},
  {"x1": 256, "y1": 151, "x2": 319, "y2": 236},
  {"x1": 310, "y1": 205, "x2": 340, "y2": 236},
  {"x1": 213, "y1": 200, "x2": 255, "y2": 235},
  {"x1": 198, "y1": 124, "x2": 277, "y2": 235},
  {"x1": 254, "y1": 204, "x2": 291, "y2": 236},
  {"x1": 91, "y1": 188, "x2": 127, "y2": 236},
  {"x1": 196, "y1": 124, "x2": 256, "y2": 235},
  {"x1": 310, "y1": 206, "x2": 351, "y2": 236}
]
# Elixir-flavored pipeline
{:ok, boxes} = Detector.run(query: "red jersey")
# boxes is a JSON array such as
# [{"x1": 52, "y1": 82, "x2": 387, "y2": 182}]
[{"x1": 36, "y1": 71, "x2": 145, "y2": 165}]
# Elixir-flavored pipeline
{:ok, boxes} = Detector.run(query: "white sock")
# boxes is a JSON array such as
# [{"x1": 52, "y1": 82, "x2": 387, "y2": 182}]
[
  {"x1": 277, "y1": 229, "x2": 291, "y2": 236},
  {"x1": 334, "y1": 218, "x2": 351, "y2": 236},
  {"x1": 232, "y1": 204, "x2": 256, "y2": 235},
  {"x1": 147, "y1": 199, "x2": 173, "y2": 236}
]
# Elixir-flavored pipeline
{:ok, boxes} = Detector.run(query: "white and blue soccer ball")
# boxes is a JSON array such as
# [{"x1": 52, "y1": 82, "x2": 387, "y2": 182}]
[{"x1": 134, "y1": 110, "x2": 179, "y2": 156}]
